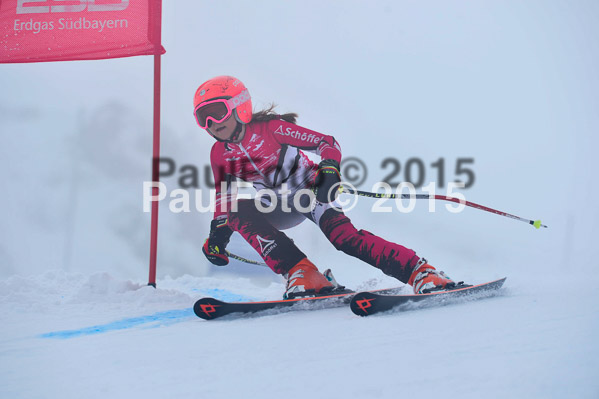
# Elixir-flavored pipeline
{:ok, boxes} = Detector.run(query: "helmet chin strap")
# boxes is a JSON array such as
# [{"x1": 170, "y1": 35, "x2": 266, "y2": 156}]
[{"x1": 228, "y1": 122, "x2": 244, "y2": 143}]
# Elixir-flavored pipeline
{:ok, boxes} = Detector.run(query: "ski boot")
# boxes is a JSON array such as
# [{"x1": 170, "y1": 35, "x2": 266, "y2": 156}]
[
  {"x1": 284, "y1": 258, "x2": 341, "y2": 299},
  {"x1": 408, "y1": 258, "x2": 457, "y2": 294}
]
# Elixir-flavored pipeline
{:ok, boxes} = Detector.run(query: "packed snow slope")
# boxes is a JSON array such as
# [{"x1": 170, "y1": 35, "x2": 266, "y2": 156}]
[
  {"x1": 1, "y1": 1, "x2": 598, "y2": 398},
  {"x1": 1, "y1": 270, "x2": 598, "y2": 399}
]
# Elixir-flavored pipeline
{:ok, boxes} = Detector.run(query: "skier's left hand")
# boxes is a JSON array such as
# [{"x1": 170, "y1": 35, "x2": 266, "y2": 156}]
[{"x1": 312, "y1": 159, "x2": 342, "y2": 203}]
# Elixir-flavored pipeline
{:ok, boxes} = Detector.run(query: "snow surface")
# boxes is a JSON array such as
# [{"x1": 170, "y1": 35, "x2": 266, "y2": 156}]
[
  {"x1": 1, "y1": 271, "x2": 598, "y2": 399},
  {"x1": 1, "y1": 1, "x2": 599, "y2": 398}
]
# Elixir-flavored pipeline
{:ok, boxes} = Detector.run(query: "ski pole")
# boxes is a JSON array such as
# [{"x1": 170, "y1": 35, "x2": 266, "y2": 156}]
[
  {"x1": 342, "y1": 186, "x2": 547, "y2": 229},
  {"x1": 225, "y1": 250, "x2": 268, "y2": 266}
]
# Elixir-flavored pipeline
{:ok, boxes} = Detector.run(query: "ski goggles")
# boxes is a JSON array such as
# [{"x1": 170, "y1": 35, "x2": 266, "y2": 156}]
[{"x1": 194, "y1": 89, "x2": 251, "y2": 129}]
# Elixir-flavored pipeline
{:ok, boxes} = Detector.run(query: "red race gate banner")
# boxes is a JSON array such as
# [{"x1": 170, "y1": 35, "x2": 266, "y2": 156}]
[{"x1": 0, "y1": 0, "x2": 165, "y2": 63}]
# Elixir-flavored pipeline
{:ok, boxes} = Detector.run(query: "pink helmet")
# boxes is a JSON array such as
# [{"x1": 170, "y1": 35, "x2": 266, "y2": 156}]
[{"x1": 193, "y1": 76, "x2": 252, "y2": 124}]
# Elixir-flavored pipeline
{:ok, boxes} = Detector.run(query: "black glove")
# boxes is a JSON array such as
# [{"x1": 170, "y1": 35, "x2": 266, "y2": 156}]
[
  {"x1": 202, "y1": 218, "x2": 233, "y2": 266},
  {"x1": 312, "y1": 159, "x2": 342, "y2": 204}
]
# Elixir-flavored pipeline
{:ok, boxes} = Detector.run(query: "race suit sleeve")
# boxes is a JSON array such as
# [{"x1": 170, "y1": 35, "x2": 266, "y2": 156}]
[
  {"x1": 267, "y1": 119, "x2": 342, "y2": 163},
  {"x1": 210, "y1": 144, "x2": 235, "y2": 220}
]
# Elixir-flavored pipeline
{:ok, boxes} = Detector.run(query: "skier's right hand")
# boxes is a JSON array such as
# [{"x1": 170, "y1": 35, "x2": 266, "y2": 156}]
[{"x1": 202, "y1": 218, "x2": 233, "y2": 266}]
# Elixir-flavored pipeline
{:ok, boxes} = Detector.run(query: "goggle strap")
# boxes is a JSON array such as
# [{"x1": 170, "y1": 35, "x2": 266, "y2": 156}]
[{"x1": 226, "y1": 89, "x2": 251, "y2": 109}]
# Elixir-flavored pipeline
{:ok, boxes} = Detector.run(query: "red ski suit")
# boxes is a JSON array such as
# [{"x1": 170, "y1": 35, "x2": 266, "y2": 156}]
[{"x1": 210, "y1": 119, "x2": 419, "y2": 283}]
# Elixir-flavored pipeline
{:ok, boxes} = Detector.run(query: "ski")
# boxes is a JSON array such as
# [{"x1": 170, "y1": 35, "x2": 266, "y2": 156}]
[
  {"x1": 350, "y1": 277, "x2": 507, "y2": 317},
  {"x1": 193, "y1": 287, "x2": 401, "y2": 320}
]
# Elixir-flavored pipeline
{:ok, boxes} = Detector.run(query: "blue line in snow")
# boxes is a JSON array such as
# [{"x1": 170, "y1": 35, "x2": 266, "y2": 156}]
[
  {"x1": 39, "y1": 290, "x2": 252, "y2": 339},
  {"x1": 39, "y1": 308, "x2": 195, "y2": 340}
]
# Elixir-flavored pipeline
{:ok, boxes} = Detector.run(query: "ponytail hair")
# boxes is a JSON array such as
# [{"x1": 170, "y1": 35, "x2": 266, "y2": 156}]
[{"x1": 252, "y1": 103, "x2": 298, "y2": 124}]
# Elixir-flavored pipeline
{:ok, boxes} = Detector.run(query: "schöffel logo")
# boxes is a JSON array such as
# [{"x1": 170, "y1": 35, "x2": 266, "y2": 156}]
[
  {"x1": 17, "y1": 0, "x2": 130, "y2": 14},
  {"x1": 274, "y1": 125, "x2": 321, "y2": 144}
]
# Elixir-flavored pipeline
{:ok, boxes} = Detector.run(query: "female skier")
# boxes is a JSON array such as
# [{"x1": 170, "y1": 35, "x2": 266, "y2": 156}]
[{"x1": 195, "y1": 75, "x2": 456, "y2": 298}]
